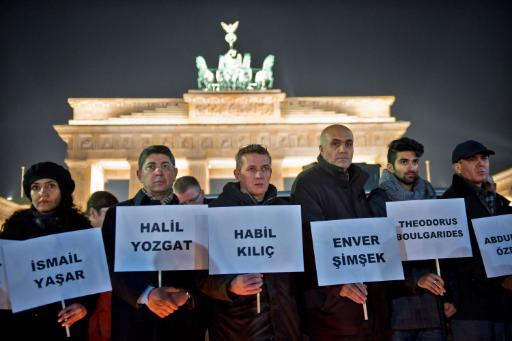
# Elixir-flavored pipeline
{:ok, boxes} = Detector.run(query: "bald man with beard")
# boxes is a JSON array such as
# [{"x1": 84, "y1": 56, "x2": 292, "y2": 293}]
[{"x1": 291, "y1": 124, "x2": 390, "y2": 341}]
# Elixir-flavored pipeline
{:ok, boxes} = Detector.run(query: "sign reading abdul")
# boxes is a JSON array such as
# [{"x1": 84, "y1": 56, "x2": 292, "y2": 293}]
[{"x1": 196, "y1": 21, "x2": 275, "y2": 91}]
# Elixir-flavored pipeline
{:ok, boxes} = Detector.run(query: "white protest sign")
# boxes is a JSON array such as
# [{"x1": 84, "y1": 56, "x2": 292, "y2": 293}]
[
  {"x1": 3, "y1": 229, "x2": 111, "y2": 313},
  {"x1": 385, "y1": 198, "x2": 472, "y2": 261},
  {"x1": 0, "y1": 240, "x2": 17, "y2": 310},
  {"x1": 311, "y1": 217, "x2": 404, "y2": 286},
  {"x1": 208, "y1": 205, "x2": 304, "y2": 275},
  {"x1": 115, "y1": 205, "x2": 208, "y2": 271},
  {"x1": 472, "y1": 214, "x2": 512, "y2": 278}
]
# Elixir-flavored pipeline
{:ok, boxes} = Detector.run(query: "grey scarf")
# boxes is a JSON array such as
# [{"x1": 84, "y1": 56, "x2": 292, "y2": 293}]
[{"x1": 379, "y1": 169, "x2": 436, "y2": 201}]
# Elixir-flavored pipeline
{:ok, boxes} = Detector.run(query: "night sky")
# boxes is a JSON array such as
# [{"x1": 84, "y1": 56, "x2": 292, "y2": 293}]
[{"x1": 1, "y1": 0, "x2": 511, "y2": 198}]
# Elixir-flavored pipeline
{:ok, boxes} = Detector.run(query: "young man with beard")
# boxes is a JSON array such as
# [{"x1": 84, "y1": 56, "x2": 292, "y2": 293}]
[
  {"x1": 199, "y1": 144, "x2": 301, "y2": 341},
  {"x1": 368, "y1": 137, "x2": 454, "y2": 340},
  {"x1": 441, "y1": 140, "x2": 512, "y2": 341}
]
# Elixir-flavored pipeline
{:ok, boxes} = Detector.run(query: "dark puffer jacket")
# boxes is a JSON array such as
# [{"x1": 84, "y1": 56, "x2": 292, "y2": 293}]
[
  {"x1": 291, "y1": 155, "x2": 389, "y2": 341},
  {"x1": 199, "y1": 182, "x2": 302, "y2": 341},
  {"x1": 441, "y1": 174, "x2": 512, "y2": 322},
  {"x1": 0, "y1": 207, "x2": 96, "y2": 341}
]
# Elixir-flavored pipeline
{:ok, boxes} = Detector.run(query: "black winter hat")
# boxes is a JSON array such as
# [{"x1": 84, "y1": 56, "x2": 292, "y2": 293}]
[
  {"x1": 451, "y1": 140, "x2": 495, "y2": 163},
  {"x1": 23, "y1": 162, "x2": 75, "y2": 199}
]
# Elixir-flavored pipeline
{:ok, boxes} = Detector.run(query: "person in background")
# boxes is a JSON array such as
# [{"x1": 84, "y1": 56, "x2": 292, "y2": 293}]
[
  {"x1": 0, "y1": 162, "x2": 96, "y2": 340},
  {"x1": 173, "y1": 176, "x2": 208, "y2": 205},
  {"x1": 441, "y1": 140, "x2": 512, "y2": 341},
  {"x1": 86, "y1": 190, "x2": 119, "y2": 341}
]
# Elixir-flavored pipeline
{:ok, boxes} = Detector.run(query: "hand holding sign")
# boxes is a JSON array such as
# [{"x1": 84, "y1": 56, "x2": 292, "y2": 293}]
[
  {"x1": 166, "y1": 288, "x2": 190, "y2": 309},
  {"x1": 147, "y1": 286, "x2": 189, "y2": 318},
  {"x1": 57, "y1": 302, "x2": 87, "y2": 327},
  {"x1": 339, "y1": 283, "x2": 367, "y2": 304},
  {"x1": 443, "y1": 302, "x2": 457, "y2": 318},
  {"x1": 502, "y1": 277, "x2": 512, "y2": 291},
  {"x1": 229, "y1": 273, "x2": 263, "y2": 296},
  {"x1": 417, "y1": 273, "x2": 446, "y2": 296}
]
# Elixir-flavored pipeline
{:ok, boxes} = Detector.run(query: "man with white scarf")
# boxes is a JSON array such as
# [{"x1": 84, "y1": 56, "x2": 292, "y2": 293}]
[{"x1": 368, "y1": 137, "x2": 455, "y2": 341}]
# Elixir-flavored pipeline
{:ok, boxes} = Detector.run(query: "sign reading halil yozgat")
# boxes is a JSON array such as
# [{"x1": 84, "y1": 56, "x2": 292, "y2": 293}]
[{"x1": 115, "y1": 205, "x2": 208, "y2": 272}]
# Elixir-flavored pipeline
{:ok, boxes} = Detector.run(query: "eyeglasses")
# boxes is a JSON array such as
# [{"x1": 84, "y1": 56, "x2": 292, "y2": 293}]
[{"x1": 143, "y1": 163, "x2": 175, "y2": 173}]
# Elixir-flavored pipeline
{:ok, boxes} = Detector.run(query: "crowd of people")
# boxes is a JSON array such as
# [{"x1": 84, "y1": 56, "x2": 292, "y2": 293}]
[{"x1": 0, "y1": 124, "x2": 510, "y2": 341}]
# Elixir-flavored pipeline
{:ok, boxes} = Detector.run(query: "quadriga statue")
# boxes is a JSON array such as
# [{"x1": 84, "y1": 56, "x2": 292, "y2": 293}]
[
  {"x1": 196, "y1": 56, "x2": 215, "y2": 90},
  {"x1": 237, "y1": 53, "x2": 253, "y2": 89},
  {"x1": 254, "y1": 54, "x2": 275, "y2": 90}
]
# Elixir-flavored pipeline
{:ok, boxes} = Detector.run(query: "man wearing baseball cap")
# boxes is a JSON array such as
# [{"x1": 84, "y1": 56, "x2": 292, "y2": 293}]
[{"x1": 441, "y1": 140, "x2": 512, "y2": 341}]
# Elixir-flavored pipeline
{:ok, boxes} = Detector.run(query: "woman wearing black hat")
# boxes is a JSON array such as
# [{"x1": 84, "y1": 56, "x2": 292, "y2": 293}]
[{"x1": 0, "y1": 162, "x2": 96, "y2": 340}]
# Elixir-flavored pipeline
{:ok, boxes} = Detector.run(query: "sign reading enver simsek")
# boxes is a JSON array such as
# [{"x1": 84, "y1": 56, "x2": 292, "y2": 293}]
[{"x1": 311, "y1": 217, "x2": 404, "y2": 286}]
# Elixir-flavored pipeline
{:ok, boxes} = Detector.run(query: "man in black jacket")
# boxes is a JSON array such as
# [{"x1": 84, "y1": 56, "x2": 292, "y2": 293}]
[
  {"x1": 199, "y1": 144, "x2": 301, "y2": 341},
  {"x1": 102, "y1": 145, "x2": 203, "y2": 341},
  {"x1": 441, "y1": 140, "x2": 512, "y2": 341},
  {"x1": 368, "y1": 137, "x2": 451, "y2": 340},
  {"x1": 291, "y1": 124, "x2": 389, "y2": 341}
]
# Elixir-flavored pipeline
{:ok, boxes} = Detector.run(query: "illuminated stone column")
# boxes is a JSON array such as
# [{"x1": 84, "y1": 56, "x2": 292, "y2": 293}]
[
  {"x1": 65, "y1": 160, "x2": 92, "y2": 210},
  {"x1": 271, "y1": 158, "x2": 284, "y2": 191},
  {"x1": 187, "y1": 159, "x2": 209, "y2": 193},
  {"x1": 128, "y1": 160, "x2": 140, "y2": 198}
]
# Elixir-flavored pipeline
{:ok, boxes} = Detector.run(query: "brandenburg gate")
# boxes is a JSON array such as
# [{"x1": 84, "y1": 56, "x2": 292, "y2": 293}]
[
  {"x1": 54, "y1": 93, "x2": 409, "y2": 207},
  {"x1": 53, "y1": 22, "x2": 410, "y2": 208}
]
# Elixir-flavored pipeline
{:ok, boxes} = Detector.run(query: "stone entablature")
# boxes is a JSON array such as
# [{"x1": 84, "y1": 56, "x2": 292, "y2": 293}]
[
  {"x1": 67, "y1": 92, "x2": 397, "y2": 125},
  {"x1": 55, "y1": 91, "x2": 410, "y2": 208},
  {"x1": 184, "y1": 90, "x2": 285, "y2": 123},
  {"x1": 68, "y1": 98, "x2": 185, "y2": 121}
]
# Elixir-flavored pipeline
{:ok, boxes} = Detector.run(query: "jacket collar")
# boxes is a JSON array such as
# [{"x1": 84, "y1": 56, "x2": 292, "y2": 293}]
[
  {"x1": 218, "y1": 182, "x2": 278, "y2": 205},
  {"x1": 317, "y1": 154, "x2": 368, "y2": 191},
  {"x1": 133, "y1": 189, "x2": 179, "y2": 206},
  {"x1": 451, "y1": 174, "x2": 489, "y2": 196}
]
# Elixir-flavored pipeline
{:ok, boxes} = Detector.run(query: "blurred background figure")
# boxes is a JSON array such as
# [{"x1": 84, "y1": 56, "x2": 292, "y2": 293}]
[
  {"x1": 86, "y1": 191, "x2": 119, "y2": 228},
  {"x1": 173, "y1": 176, "x2": 208, "y2": 205},
  {"x1": 86, "y1": 191, "x2": 118, "y2": 341}
]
